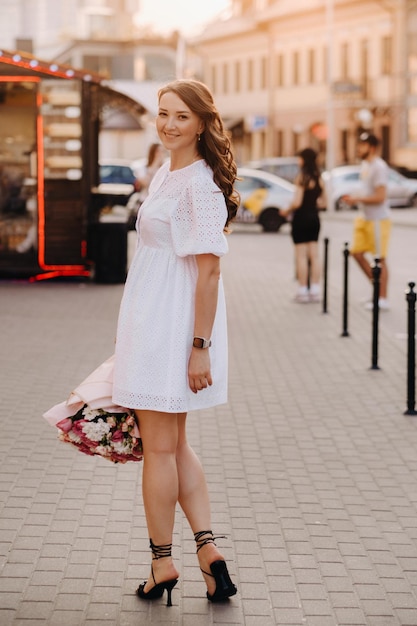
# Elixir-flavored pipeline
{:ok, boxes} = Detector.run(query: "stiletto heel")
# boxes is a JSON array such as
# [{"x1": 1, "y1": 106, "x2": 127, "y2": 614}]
[
  {"x1": 163, "y1": 579, "x2": 177, "y2": 607},
  {"x1": 136, "y1": 540, "x2": 178, "y2": 607},
  {"x1": 194, "y1": 530, "x2": 237, "y2": 602}
]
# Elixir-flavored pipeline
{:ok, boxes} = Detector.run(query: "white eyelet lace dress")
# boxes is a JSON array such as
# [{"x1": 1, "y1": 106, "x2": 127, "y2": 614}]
[{"x1": 112, "y1": 160, "x2": 229, "y2": 413}]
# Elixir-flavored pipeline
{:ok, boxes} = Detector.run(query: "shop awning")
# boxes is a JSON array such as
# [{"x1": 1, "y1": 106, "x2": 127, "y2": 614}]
[{"x1": 0, "y1": 49, "x2": 147, "y2": 120}]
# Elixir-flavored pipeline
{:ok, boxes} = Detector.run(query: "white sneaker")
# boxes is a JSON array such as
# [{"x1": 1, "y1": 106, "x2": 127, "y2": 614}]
[
  {"x1": 364, "y1": 299, "x2": 390, "y2": 311},
  {"x1": 309, "y1": 284, "x2": 321, "y2": 303}
]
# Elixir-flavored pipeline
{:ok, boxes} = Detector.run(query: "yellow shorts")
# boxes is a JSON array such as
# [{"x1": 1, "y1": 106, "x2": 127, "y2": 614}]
[{"x1": 350, "y1": 217, "x2": 391, "y2": 259}]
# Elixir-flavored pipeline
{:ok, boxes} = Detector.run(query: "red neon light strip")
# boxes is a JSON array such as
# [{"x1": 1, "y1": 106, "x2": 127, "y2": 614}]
[
  {"x1": 0, "y1": 76, "x2": 40, "y2": 83},
  {"x1": 29, "y1": 269, "x2": 91, "y2": 283},
  {"x1": 36, "y1": 89, "x2": 45, "y2": 267}
]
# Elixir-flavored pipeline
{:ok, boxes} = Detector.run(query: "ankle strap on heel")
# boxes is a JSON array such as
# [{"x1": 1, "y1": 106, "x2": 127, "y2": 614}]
[
  {"x1": 149, "y1": 539, "x2": 172, "y2": 560},
  {"x1": 194, "y1": 530, "x2": 226, "y2": 553}
]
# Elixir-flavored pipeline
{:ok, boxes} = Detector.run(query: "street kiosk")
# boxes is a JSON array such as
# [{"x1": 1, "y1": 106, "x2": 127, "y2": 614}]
[{"x1": 0, "y1": 49, "x2": 146, "y2": 281}]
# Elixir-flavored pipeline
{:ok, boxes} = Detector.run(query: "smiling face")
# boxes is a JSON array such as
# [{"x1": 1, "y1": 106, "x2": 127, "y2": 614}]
[{"x1": 156, "y1": 91, "x2": 204, "y2": 158}]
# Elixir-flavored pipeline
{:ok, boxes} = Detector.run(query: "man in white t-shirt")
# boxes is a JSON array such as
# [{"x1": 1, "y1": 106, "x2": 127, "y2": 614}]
[{"x1": 343, "y1": 133, "x2": 391, "y2": 310}]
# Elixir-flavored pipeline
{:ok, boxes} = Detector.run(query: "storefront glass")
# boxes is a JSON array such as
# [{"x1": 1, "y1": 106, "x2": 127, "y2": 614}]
[{"x1": 0, "y1": 79, "x2": 38, "y2": 260}]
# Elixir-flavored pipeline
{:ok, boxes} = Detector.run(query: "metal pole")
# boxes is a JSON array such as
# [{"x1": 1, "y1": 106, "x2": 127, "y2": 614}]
[
  {"x1": 322, "y1": 237, "x2": 329, "y2": 314},
  {"x1": 341, "y1": 242, "x2": 349, "y2": 337},
  {"x1": 370, "y1": 258, "x2": 381, "y2": 370},
  {"x1": 404, "y1": 281, "x2": 417, "y2": 415}
]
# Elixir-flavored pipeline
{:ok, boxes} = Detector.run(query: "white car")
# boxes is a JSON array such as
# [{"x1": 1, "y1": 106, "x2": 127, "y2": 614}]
[
  {"x1": 324, "y1": 165, "x2": 417, "y2": 211},
  {"x1": 246, "y1": 157, "x2": 300, "y2": 183},
  {"x1": 235, "y1": 167, "x2": 295, "y2": 232}
]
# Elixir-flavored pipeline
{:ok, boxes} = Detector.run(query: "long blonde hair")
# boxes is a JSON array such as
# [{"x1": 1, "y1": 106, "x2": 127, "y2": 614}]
[{"x1": 158, "y1": 79, "x2": 239, "y2": 228}]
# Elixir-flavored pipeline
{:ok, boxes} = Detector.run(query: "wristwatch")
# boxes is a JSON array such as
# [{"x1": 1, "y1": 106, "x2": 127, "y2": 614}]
[{"x1": 193, "y1": 336, "x2": 212, "y2": 349}]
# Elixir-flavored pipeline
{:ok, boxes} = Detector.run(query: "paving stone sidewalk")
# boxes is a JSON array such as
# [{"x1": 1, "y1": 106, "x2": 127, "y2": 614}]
[{"x1": 1, "y1": 219, "x2": 417, "y2": 626}]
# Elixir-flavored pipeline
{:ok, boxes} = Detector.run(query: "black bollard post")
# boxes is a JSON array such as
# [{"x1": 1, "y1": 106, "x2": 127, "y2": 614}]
[
  {"x1": 322, "y1": 237, "x2": 329, "y2": 314},
  {"x1": 370, "y1": 258, "x2": 381, "y2": 370},
  {"x1": 341, "y1": 242, "x2": 349, "y2": 337},
  {"x1": 404, "y1": 282, "x2": 417, "y2": 416}
]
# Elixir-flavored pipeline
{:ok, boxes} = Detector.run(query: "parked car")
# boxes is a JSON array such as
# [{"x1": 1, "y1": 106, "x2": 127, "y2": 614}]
[
  {"x1": 99, "y1": 159, "x2": 139, "y2": 189},
  {"x1": 246, "y1": 157, "x2": 300, "y2": 183},
  {"x1": 96, "y1": 160, "x2": 141, "y2": 228},
  {"x1": 324, "y1": 165, "x2": 417, "y2": 211},
  {"x1": 234, "y1": 167, "x2": 295, "y2": 232}
]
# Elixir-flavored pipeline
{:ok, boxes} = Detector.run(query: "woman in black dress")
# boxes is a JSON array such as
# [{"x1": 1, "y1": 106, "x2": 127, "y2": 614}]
[{"x1": 281, "y1": 148, "x2": 326, "y2": 302}]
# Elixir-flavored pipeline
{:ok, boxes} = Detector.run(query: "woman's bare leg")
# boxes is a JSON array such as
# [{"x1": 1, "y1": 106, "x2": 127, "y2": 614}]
[
  {"x1": 295, "y1": 243, "x2": 308, "y2": 287},
  {"x1": 136, "y1": 409, "x2": 180, "y2": 591},
  {"x1": 176, "y1": 412, "x2": 225, "y2": 595},
  {"x1": 379, "y1": 258, "x2": 388, "y2": 299},
  {"x1": 308, "y1": 241, "x2": 320, "y2": 284}
]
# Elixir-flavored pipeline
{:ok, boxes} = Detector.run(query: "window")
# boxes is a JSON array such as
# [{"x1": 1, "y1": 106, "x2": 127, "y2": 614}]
[
  {"x1": 235, "y1": 61, "x2": 241, "y2": 92},
  {"x1": 248, "y1": 58, "x2": 254, "y2": 90},
  {"x1": 381, "y1": 36, "x2": 392, "y2": 75},
  {"x1": 261, "y1": 57, "x2": 268, "y2": 90},
  {"x1": 361, "y1": 39, "x2": 369, "y2": 98},
  {"x1": 341, "y1": 129, "x2": 348, "y2": 163},
  {"x1": 210, "y1": 65, "x2": 217, "y2": 94},
  {"x1": 83, "y1": 55, "x2": 112, "y2": 76},
  {"x1": 276, "y1": 53, "x2": 284, "y2": 87},
  {"x1": 223, "y1": 63, "x2": 229, "y2": 94},
  {"x1": 87, "y1": 14, "x2": 113, "y2": 39},
  {"x1": 408, "y1": 107, "x2": 417, "y2": 143},
  {"x1": 293, "y1": 51, "x2": 299, "y2": 85},
  {"x1": 341, "y1": 42, "x2": 349, "y2": 80},
  {"x1": 408, "y1": 30, "x2": 417, "y2": 96},
  {"x1": 308, "y1": 49, "x2": 315, "y2": 83},
  {"x1": 235, "y1": 176, "x2": 270, "y2": 194},
  {"x1": 292, "y1": 130, "x2": 300, "y2": 153},
  {"x1": 275, "y1": 129, "x2": 284, "y2": 155}
]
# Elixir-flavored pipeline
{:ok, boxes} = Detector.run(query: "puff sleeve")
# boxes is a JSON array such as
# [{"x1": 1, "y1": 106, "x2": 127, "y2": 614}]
[{"x1": 171, "y1": 168, "x2": 229, "y2": 258}]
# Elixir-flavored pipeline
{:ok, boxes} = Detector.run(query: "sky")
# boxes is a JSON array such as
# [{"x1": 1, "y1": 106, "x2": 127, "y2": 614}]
[{"x1": 135, "y1": 0, "x2": 231, "y2": 35}]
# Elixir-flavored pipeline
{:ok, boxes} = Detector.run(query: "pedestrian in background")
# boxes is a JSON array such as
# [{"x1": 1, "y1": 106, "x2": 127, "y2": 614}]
[
  {"x1": 135, "y1": 142, "x2": 166, "y2": 202},
  {"x1": 280, "y1": 147, "x2": 326, "y2": 303},
  {"x1": 113, "y1": 79, "x2": 239, "y2": 606},
  {"x1": 127, "y1": 143, "x2": 166, "y2": 228},
  {"x1": 342, "y1": 133, "x2": 391, "y2": 310}
]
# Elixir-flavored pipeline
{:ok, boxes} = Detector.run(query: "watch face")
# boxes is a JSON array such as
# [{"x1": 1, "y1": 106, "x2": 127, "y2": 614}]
[{"x1": 193, "y1": 337, "x2": 211, "y2": 349}]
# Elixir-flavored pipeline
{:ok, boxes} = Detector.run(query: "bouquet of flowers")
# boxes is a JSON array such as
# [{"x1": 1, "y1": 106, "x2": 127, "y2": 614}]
[
  {"x1": 43, "y1": 355, "x2": 143, "y2": 464},
  {"x1": 55, "y1": 405, "x2": 143, "y2": 463}
]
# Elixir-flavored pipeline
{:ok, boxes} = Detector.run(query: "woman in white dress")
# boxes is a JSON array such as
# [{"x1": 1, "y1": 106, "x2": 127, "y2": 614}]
[{"x1": 112, "y1": 79, "x2": 239, "y2": 606}]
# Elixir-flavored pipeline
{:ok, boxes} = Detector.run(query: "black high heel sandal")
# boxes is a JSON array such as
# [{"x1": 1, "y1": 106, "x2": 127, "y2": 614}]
[
  {"x1": 136, "y1": 540, "x2": 178, "y2": 607},
  {"x1": 194, "y1": 530, "x2": 237, "y2": 602}
]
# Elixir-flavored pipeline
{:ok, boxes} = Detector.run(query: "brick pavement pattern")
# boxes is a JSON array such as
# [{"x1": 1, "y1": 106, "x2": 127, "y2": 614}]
[{"x1": 1, "y1": 217, "x2": 417, "y2": 625}]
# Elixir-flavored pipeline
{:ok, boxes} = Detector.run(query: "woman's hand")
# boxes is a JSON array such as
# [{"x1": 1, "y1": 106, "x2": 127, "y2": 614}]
[{"x1": 188, "y1": 348, "x2": 213, "y2": 393}]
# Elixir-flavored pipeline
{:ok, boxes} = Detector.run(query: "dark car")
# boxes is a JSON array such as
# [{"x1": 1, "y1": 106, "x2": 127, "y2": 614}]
[{"x1": 99, "y1": 160, "x2": 139, "y2": 189}]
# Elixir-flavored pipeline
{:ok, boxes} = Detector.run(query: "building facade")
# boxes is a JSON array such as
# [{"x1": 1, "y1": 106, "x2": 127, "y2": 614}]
[
  {"x1": 194, "y1": 0, "x2": 416, "y2": 169},
  {"x1": 0, "y1": 0, "x2": 181, "y2": 160}
]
